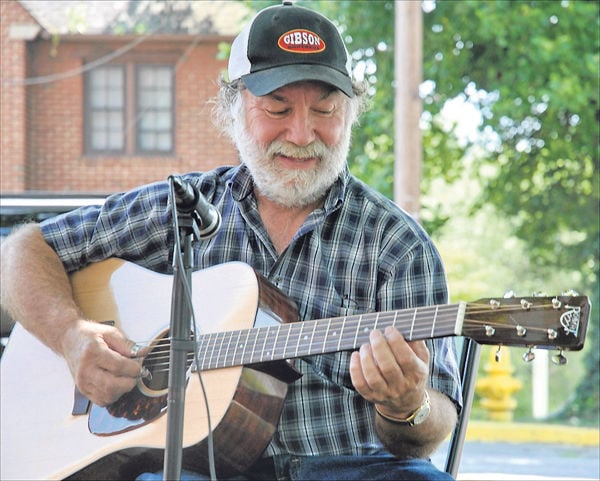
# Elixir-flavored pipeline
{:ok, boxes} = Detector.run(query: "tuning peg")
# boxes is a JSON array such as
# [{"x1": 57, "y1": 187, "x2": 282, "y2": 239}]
[
  {"x1": 562, "y1": 289, "x2": 579, "y2": 297},
  {"x1": 551, "y1": 349, "x2": 568, "y2": 366},
  {"x1": 504, "y1": 290, "x2": 516, "y2": 299},
  {"x1": 532, "y1": 291, "x2": 547, "y2": 297},
  {"x1": 495, "y1": 345, "x2": 502, "y2": 362},
  {"x1": 522, "y1": 347, "x2": 535, "y2": 362},
  {"x1": 520, "y1": 299, "x2": 532, "y2": 310}
]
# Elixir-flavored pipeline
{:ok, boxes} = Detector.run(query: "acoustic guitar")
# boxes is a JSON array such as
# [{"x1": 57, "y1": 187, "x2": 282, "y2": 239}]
[{"x1": 0, "y1": 259, "x2": 590, "y2": 480}]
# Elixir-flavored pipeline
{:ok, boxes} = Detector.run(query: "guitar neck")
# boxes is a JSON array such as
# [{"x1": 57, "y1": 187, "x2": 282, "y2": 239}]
[{"x1": 195, "y1": 303, "x2": 465, "y2": 371}]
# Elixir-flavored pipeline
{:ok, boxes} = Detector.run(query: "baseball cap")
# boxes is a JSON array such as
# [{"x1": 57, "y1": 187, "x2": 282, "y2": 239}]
[{"x1": 228, "y1": 1, "x2": 354, "y2": 97}]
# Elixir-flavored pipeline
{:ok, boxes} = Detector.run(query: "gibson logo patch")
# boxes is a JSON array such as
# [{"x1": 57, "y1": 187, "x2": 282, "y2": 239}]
[{"x1": 278, "y1": 29, "x2": 326, "y2": 54}]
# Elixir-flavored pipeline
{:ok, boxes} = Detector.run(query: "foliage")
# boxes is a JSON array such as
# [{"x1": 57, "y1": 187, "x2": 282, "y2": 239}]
[
  {"x1": 422, "y1": 0, "x2": 599, "y2": 426},
  {"x1": 247, "y1": 0, "x2": 599, "y2": 424}
]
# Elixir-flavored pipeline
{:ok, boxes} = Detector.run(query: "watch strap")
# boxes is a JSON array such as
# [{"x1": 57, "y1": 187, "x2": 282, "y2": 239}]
[{"x1": 375, "y1": 390, "x2": 430, "y2": 426}]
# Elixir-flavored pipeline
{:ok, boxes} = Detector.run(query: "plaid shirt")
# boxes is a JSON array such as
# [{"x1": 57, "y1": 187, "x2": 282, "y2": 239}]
[{"x1": 41, "y1": 164, "x2": 461, "y2": 458}]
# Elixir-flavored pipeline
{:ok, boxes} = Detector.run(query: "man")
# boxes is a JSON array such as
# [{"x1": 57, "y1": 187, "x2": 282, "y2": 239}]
[{"x1": 1, "y1": 2, "x2": 461, "y2": 480}]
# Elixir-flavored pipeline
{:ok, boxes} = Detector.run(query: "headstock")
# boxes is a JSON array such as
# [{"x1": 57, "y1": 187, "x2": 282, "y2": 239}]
[{"x1": 461, "y1": 295, "x2": 590, "y2": 356}]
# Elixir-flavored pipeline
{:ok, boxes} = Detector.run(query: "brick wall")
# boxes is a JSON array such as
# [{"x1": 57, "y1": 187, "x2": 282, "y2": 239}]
[
  {"x1": 0, "y1": 0, "x2": 35, "y2": 192},
  {"x1": 1, "y1": 1, "x2": 239, "y2": 194}
]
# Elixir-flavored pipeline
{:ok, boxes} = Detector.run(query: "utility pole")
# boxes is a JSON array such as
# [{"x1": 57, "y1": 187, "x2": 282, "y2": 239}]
[{"x1": 393, "y1": 1, "x2": 422, "y2": 220}]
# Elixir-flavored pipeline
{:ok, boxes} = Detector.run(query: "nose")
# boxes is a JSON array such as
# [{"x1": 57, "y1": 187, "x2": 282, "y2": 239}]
[{"x1": 283, "y1": 109, "x2": 316, "y2": 146}]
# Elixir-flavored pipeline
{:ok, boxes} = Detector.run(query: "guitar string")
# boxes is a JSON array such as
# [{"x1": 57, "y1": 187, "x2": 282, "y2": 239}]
[
  {"x1": 136, "y1": 318, "x2": 462, "y2": 373},
  {"x1": 135, "y1": 303, "x2": 564, "y2": 374},
  {"x1": 142, "y1": 309, "x2": 554, "y2": 363},
  {"x1": 138, "y1": 310, "x2": 462, "y2": 370}
]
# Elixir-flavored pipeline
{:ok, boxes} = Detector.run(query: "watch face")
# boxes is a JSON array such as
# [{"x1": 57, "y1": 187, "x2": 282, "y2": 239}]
[{"x1": 412, "y1": 404, "x2": 430, "y2": 425}]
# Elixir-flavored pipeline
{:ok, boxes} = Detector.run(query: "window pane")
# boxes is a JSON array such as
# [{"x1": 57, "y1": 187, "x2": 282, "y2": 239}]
[
  {"x1": 154, "y1": 91, "x2": 171, "y2": 108},
  {"x1": 156, "y1": 133, "x2": 171, "y2": 150},
  {"x1": 136, "y1": 65, "x2": 174, "y2": 153},
  {"x1": 93, "y1": 111, "x2": 107, "y2": 129},
  {"x1": 156, "y1": 112, "x2": 171, "y2": 129},
  {"x1": 139, "y1": 132, "x2": 155, "y2": 150},
  {"x1": 108, "y1": 111, "x2": 123, "y2": 130},
  {"x1": 91, "y1": 131, "x2": 107, "y2": 150},
  {"x1": 91, "y1": 89, "x2": 107, "y2": 108},
  {"x1": 139, "y1": 112, "x2": 155, "y2": 129},
  {"x1": 108, "y1": 68, "x2": 123, "y2": 88},
  {"x1": 86, "y1": 66, "x2": 125, "y2": 152},
  {"x1": 107, "y1": 89, "x2": 123, "y2": 109},
  {"x1": 108, "y1": 132, "x2": 124, "y2": 150}
]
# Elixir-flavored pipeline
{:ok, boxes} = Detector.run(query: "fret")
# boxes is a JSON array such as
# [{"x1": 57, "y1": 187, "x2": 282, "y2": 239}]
[
  {"x1": 212, "y1": 334, "x2": 223, "y2": 365},
  {"x1": 200, "y1": 332, "x2": 213, "y2": 370},
  {"x1": 352, "y1": 315, "x2": 363, "y2": 350},
  {"x1": 248, "y1": 328, "x2": 260, "y2": 364},
  {"x1": 430, "y1": 305, "x2": 438, "y2": 338},
  {"x1": 223, "y1": 329, "x2": 234, "y2": 367},
  {"x1": 336, "y1": 317, "x2": 346, "y2": 352},
  {"x1": 282, "y1": 323, "x2": 293, "y2": 360},
  {"x1": 208, "y1": 332, "x2": 221, "y2": 370},
  {"x1": 270, "y1": 324, "x2": 281, "y2": 361},
  {"x1": 213, "y1": 332, "x2": 226, "y2": 369},
  {"x1": 293, "y1": 323, "x2": 304, "y2": 358},
  {"x1": 259, "y1": 325, "x2": 271, "y2": 363},
  {"x1": 196, "y1": 335, "x2": 206, "y2": 370},
  {"x1": 232, "y1": 329, "x2": 244, "y2": 366},
  {"x1": 324, "y1": 318, "x2": 340, "y2": 353},
  {"x1": 320, "y1": 318, "x2": 332, "y2": 354},
  {"x1": 239, "y1": 329, "x2": 251, "y2": 365},
  {"x1": 308, "y1": 320, "x2": 318, "y2": 356},
  {"x1": 409, "y1": 308, "x2": 417, "y2": 340}
]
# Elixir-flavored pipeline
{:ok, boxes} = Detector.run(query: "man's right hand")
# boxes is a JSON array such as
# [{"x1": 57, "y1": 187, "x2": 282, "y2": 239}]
[{"x1": 61, "y1": 320, "x2": 146, "y2": 406}]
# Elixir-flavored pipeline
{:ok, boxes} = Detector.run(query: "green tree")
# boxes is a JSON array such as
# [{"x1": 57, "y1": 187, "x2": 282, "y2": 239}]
[{"x1": 421, "y1": 0, "x2": 598, "y2": 425}]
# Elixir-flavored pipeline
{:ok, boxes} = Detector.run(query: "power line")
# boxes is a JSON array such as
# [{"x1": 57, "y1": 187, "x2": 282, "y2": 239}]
[{"x1": 0, "y1": 7, "x2": 199, "y2": 88}]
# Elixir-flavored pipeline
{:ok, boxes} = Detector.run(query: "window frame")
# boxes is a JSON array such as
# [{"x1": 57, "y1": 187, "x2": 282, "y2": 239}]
[{"x1": 84, "y1": 62, "x2": 175, "y2": 156}]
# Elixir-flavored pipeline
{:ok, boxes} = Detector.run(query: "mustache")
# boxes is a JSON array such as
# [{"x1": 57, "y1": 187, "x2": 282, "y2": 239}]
[{"x1": 266, "y1": 140, "x2": 329, "y2": 160}]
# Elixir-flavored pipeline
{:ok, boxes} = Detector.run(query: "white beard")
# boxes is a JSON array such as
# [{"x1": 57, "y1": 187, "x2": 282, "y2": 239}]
[{"x1": 233, "y1": 119, "x2": 351, "y2": 208}]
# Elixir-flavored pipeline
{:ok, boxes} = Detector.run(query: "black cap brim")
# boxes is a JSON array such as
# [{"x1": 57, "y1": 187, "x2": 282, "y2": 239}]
[{"x1": 242, "y1": 64, "x2": 354, "y2": 98}]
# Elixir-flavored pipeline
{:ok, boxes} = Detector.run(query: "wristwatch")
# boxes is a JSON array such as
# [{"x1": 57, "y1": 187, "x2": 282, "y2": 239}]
[{"x1": 375, "y1": 390, "x2": 431, "y2": 426}]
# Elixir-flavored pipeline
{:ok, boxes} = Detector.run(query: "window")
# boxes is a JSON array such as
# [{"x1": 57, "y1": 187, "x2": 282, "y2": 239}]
[
  {"x1": 88, "y1": 66, "x2": 125, "y2": 152},
  {"x1": 85, "y1": 64, "x2": 174, "y2": 155},
  {"x1": 136, "y1": 66, "x2": 173, "y2": 152}
]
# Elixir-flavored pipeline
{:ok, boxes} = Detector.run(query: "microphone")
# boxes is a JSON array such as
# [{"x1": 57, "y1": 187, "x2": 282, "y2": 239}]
[{"x1": 169, "y1": 175, "x2": 222, "y2": 239}]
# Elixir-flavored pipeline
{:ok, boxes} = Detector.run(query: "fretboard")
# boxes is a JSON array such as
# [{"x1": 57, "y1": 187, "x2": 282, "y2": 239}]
[{"x1": 195, "y1": 303, "x2": 465, "y2": 371}]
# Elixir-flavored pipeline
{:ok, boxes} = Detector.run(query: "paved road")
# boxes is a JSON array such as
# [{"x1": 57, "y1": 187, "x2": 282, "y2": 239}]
[{"x1": 431, "y1": 440, "x2": 600, "y2": 480}]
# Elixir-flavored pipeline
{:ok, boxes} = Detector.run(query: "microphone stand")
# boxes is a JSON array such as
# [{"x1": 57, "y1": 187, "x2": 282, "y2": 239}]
[{"x1": 163, "y1": 210, "x2": 200, "y2": 481}]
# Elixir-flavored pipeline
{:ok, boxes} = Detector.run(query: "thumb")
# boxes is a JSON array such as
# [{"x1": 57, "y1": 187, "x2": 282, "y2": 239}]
[{"x1": 102, "y1": 328, "x2": 142, "y2": 358}]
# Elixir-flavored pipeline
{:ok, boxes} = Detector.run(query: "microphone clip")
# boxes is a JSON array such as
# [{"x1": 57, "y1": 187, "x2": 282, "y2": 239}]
[{"x1": 169, "y1": 175, "x2": 222, "y2": 240}]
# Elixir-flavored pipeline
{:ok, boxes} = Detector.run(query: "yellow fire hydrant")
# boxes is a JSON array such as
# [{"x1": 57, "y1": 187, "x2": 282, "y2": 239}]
[{"x1": 476, "y1": 346, "x2": 522, "y2": 421}]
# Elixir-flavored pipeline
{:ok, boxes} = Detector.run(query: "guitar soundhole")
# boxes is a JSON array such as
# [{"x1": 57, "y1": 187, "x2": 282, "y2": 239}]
[{"x1": 136, "y1": 328, "x2": 194, "y2": 398}]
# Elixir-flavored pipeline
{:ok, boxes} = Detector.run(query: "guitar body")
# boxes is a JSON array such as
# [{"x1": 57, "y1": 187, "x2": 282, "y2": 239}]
[{"x1": 1, "y1": 259, "x2": 298, "y2": 480}]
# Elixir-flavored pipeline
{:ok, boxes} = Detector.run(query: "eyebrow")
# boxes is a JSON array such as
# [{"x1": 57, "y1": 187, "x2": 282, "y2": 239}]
[{"x1": 267, "y1": 85, "x2": 338, "y2": 103}]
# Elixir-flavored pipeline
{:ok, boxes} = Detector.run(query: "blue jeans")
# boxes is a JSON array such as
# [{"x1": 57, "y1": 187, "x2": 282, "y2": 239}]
[{"x1": 136, "y1": 454, "x2": 455, "y2": 480}]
